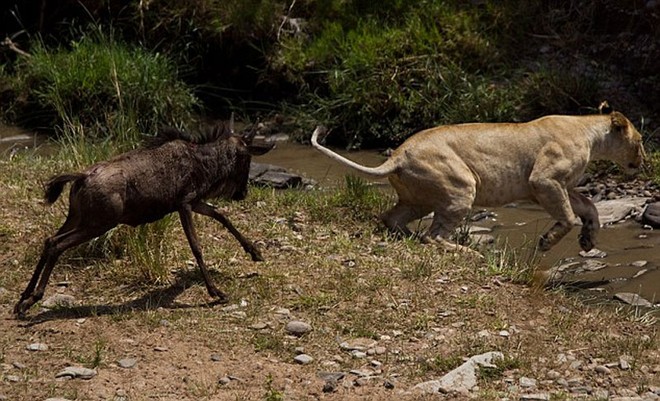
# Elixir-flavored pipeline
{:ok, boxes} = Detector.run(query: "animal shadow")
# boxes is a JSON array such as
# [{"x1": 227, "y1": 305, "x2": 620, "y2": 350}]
[{"x1": 17, "y1": 269, "x2": 233, "y2": 326}]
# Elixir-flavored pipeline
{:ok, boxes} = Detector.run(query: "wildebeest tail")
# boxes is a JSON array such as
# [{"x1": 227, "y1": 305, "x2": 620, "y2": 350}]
[{"x1": 44, "y1": 173, "x2": 86, "y2": 204}]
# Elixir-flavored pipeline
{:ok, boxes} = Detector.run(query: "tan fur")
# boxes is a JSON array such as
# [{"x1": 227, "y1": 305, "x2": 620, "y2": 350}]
[{"x1": 311, "y1": 112, "x2": 645, "y2": 252}]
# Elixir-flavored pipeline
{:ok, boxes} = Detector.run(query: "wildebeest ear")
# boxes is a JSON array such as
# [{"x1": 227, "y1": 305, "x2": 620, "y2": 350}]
[
  {"x1": 248, "y1": 142, "x2": 275, "y2": 156},
  {"x1": 610, "y1": 111, "x2": 628, "y2": 129}
]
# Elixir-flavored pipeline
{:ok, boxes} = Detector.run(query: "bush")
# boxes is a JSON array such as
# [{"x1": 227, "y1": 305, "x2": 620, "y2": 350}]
[{"x1": 2, "y1": 29, "x2": 197, "y2": 141}]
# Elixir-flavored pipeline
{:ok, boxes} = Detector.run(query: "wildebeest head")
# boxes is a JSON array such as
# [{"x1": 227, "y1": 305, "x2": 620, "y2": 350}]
[{"x1": 228, "y1": 124, "x2": 274, "y2": 201}]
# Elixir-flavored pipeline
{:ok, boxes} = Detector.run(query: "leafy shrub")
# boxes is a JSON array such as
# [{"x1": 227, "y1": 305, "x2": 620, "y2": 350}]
[{"x1": 3, "y1": 29, "x2": 197, "y2": 140}]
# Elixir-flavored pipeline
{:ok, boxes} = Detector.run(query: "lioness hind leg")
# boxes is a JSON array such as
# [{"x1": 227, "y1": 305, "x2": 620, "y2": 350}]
[
  {"x1": 569, "y1": 190, "x2": 600, "y2": 251},
  {"x1": 381, "y1": 202, "x2": 429, "y2": 238},
  {"x1": 425, "y1": 202, "x2": 479, "y2": 256}
]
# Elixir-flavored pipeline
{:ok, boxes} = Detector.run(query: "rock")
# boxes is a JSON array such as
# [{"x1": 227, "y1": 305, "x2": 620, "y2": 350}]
[
  {"x1": 519, "y1": 377, "x2": 537, "y2": 388},
  {"x1": 26, "y1": 343, "x2": 48, "y2": 352},
  {"x1": 519, "y1": 394, "x2": 550, "y2": 401},
  {"x1": 322, "y1": 380, "x2": 338, "y2": 393},
  {"x1": 5, "y1": 375, "x2": 20, "y2": 382},
  {"x1": 55, "y1": 366, "x2": 97, "y2": 380},
  {"x1": 595, "y1": 365, "x2": 611, "y2": 374},
  {"x1": 579, "y1": 248, "x2": 607, "y2": 258},
  {"x1": 218, "y1": 376, "x2": 232, "y2": 385},
  {"x1": 595, "y1": 197, "x2": 650, "y2": 224},
  {"x1": 641, "y1": 202, "x2": 660, "y2": 228},
  {"x1": 41, "y1": 294, "x2": 76, "y2": 308},
  {"x1": 294, "y1": 354, "x2": 314, "y2": 365},
  {"x1": 339, "y1": 338, "x2": 378, "y2": 352},
  {"x1": 285, "y1": 320, "x2": 312, "y2": 336},
  {"x1": 210, "y1": 354, "x2": 222, "y2": 362},
  {"x1": 249, "y1": 163, "x2": 304, "y2": 189},
  {"x1": 614, "y1": 293, "x2": 653, "y2": 307},
  {"x1": 410, "y1": 351, "x2": 503, "y2": 394},
  {"x1": 547, "y1": 370, "x2": 561, "y2": 380},
  {"x1": 630, "y1": 260, "x2": 648, "y2": 268},
  {"x1": 317, "y1": 372, "x2": 346, "y2": 382},
  {"x1": 117, "y1": 358, "x2": 137, "y2": 369},
  {"x1": 44, "y1": 398, "x2": 74, "y2": 401}
]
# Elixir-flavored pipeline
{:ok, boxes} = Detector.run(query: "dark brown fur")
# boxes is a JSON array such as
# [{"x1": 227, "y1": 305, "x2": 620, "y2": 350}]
[{"x1": 14, "y1": 125, "x2": 273, "y2": 317}]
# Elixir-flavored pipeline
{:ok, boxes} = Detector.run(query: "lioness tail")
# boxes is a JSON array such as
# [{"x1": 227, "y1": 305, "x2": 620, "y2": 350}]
[{"x1": 311, "y1": 126, "x2": 397, "y2": 177}]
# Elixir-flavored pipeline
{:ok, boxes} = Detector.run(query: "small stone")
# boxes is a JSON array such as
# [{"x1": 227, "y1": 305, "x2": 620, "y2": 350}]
[
  {"x1": 12, "y1": 362, "x2": 26, "y2": 370},
  {"x1": 55, "y1": 366, "x2": 97, "y2": 380},
  {"x1": 317, "y1": 372, "x2": 345, "y2": 382},
  {"x1": 5, "y1": 375, "x2": 20, "y2": 382},
  {"x1": 250, "y1": 322, "x2": 268, "y2": 330},
  {"x1": 294, "y1": 346, "x2": 305, "y2": 355},
  {"x1": 547, "y1": 370, "x2": 561, "y2": 380},
  {"x1": 339, "y1": 338, "x2": 378, "y2": 351},
  {"x1": 41, "y1": 294, "x2": 76, "y2": 308},
  {"x1": 285, "y1": 320, "x2": 312, "y2": 336},
  {"x1": 499, "y1": 330, "x2": 510, "y2": 338},
  {"x1": 519, "y1": 394, "x2": 550, "y2": 401},
  {"x1": 218, "y1": 376, "x2": 231, "y2": 385},
  {"x1": 153, "y1": 346, "x2": 168, "y2": 352},
  {"x1": 210, "y1": 354, "x2": 222, "y2": 362},
  {"x1": 619, "y1": 357, "x2": 631, "y2": 370},
  {"x1": 44, "y1": 398, "x2": 73, "y2": 401},
  {"x1": 614, "y1": 293, "x2": 653, "y2": 307},
  {"x1": 384, "y1": 380, "x2": 395, "y2": 389},
  {"x1": 595, "y1": 365, "x2": 611, "y2": 374},
  {"x1": 26, "y1": 343, "x2": 48, "y2": 352},
  {"x1": 294, "y1": 354, "x2": 314, "y2": 365},
  {"x1": 630, "y1": 260, "x2": 648, "y2": 268},
  {"x1": 347, "y1": 349, "x2": 365, "y2": 359},
  {"x1": 322, "y1": 380, "x2": 337, "y2": 393},
  {"x1": 520, "y1": 377, "x2": 537, "y2": 388},
  {"x1": 579, "y1": 248, "x2": 607, "y2": 258},
  {"x1": 117, "y1": 358, "x2": 137, "y2": 369}
]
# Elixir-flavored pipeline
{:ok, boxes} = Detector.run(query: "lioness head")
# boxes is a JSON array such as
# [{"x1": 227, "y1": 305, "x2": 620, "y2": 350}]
[{"x1": 610, "y1": 111, "x2": 645, "y2": 173}]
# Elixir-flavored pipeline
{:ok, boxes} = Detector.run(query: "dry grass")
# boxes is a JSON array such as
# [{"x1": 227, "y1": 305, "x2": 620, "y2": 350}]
[{"x1": 0, "y1": 153, "x2": 658, "y2": 401}]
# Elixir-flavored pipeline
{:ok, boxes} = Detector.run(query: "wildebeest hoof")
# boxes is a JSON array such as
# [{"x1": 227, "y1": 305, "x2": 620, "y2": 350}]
[
  {"x1": 537, "y1": 236, "x2": 552, "y2": 252},
  {"x1": 13, "y1": 301, "x2": 30, "y2": 319},
  {"x1": 250, "y1": 249, "x2": 264, "y2": 262},
  {"x1": 578, "y1": 234, "x2": 594, "y2": 252},
  {"x1": 206, "y1": 286, "x2": 228, "y2": 301}
]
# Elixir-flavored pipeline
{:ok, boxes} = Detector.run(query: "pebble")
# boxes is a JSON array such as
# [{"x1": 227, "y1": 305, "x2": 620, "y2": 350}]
[
  {"x1": 12, "y1": 362, "x2": 26, "y2": 370},
  {"x1": 26, "y1": 343, "x2": 48, "y2": 352},
  {"x1": 595, "y1": 365, "x2": 611, "y2": 374},
  {"x1": 519, "y1": 394, "x2": 550, "y2": 401},
  {"x1": 631, "y1": 260, "x2": 648, "y2": 267},
  {"x1": 153, "y1": 346, "x2": 168, "y2": 352},
  {"x1": 339, "y1": 338, "x2": 378, "y2": 351},
  {"x1": 322, "y1": 380, "x2": 338, "y2": 393},
  {"x1": 579, "y1": 248, "x2": 607, "y2": 258},
  {"x1": 218, "y1": 376, "x2": 232, "y2": 385},
  {"x1": 5, "y1": 375, "x2": 20, "y2": 382},
  {"x1": 117, "y1": 358, "x2": 137, "y2": 369},
  {"x1": 614, "y1": 293, "x2": 654, "y2": 307},
  {"x1": 519, "y1": 377, "x2": 537, "y2": 388},
  {"x1": 546, "y1": 370, "x2": 561, "y2": 380},
  {"x1": 350, "y1": 350, "x2": 367, "y2": 359},
  {"x1": 294, "y1": 354, "x2": 314, "y2": 365},
  {"x1": 41, "y1": 294, "x2": 76, "y2": 308},
  {"x1": 210, "y1": 354, "x2": 222, "y2": 362},
  {"x1": 285, "y1": 320, "x2": 312, "y2": 336},
  {"x1": 249, "y1": 322, "x2": 268, "y2": 330},
  {"x1": 317, "y1": 372, "x2": 345, "y2": 382},
  {"x1": 44, "y1": 398, "x2": 73, "y2": 401},
  {"x1": 619, "y1": 357, "x2": 631, "y2": 370},
  {"x1": 55, "y1": 366, "x2": 97, "y2": 380}
]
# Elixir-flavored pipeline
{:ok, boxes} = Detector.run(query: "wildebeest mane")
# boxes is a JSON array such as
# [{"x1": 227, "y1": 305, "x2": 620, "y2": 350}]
[{"x1": 144, "y1": 124, "x2": 233, "y2": 149}]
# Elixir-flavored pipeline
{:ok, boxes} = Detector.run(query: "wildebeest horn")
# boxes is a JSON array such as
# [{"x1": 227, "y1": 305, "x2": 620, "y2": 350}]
[{"x1": 229, "y1": 112, "x2": 235, "y2": 134}]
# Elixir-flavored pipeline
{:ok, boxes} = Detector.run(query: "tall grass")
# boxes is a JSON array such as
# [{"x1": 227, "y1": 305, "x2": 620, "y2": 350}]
[{"x1": 4, "y1": 28, "x2": 197, "y2": 145}]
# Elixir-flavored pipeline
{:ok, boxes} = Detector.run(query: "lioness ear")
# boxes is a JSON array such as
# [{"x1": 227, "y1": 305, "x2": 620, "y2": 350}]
[{"x1": 610, "y1": 112, "x2": 628, "y2": 129}]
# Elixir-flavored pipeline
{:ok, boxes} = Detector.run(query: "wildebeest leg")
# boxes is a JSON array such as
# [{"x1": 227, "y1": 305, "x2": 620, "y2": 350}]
[
  {"x1": 178, "y1": 205, "x2": 227, "y2": 300},
  {"x1": 14, "y1": 225, "x2": 108, "y2": 317},
  {"x1": 191, "y1": 201, "x2": 264, "y2": 262},
  {"x1": 569, "y1": 190, "x2": 599, "y2": 251},
  {"x1": 380, "y1": 202, "x2": 430, "y2": 238}
]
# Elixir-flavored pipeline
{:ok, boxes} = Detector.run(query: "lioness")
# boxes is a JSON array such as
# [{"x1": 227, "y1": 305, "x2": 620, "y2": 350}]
[{"x1": 311, "y1": 112, "x2": 645, "y2": 252}]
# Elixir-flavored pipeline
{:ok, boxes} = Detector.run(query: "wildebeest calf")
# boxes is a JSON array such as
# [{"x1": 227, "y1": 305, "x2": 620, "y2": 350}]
[{"x1": 14, "y1": 124, "x2": 273, "y2": 317}]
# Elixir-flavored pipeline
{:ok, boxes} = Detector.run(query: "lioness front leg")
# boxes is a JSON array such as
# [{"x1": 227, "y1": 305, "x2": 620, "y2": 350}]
[
  {"x1": 569, "y1": 190, "x2": 600, "y2": 251},
  {"x1": 530, "y1": 180, "x2": 579, "y2": 251}
]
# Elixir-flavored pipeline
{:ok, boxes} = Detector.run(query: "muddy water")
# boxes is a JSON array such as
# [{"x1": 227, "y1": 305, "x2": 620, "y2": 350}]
[
  {"x1": 260, "y1": 142, "x2": 659, "y2": 305},
  {"x1": 0, "y1": 123, "x2": 45, "y2": 154}
]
